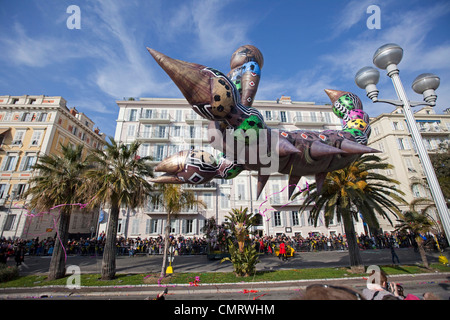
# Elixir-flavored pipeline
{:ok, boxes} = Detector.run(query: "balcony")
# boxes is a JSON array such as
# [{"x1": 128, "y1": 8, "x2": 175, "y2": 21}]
[
  {"x1": 139, "y1": 112, "x2": 171, "y2": 123},
  {"x1": 269, "y1": 196, "x2": 305, "y2": 207},
  {"x1": 418, "y1": 125, "x2": 449, "y2": 135},
  {"x1": 137, "y1": 130, "x2": 170, "y2": 142},
  {"x1": 293, "y1": 116, "x2": 327, "y2": 127},
  {"x1": 185, "y1": 114, "x2": 210, "y2": 124},
  {"x1": 184, "y1": 182, "x2": 218, "y2": 190},
  {"x1": 264, "y1": 116, "x2": 280, "y2": 125}
]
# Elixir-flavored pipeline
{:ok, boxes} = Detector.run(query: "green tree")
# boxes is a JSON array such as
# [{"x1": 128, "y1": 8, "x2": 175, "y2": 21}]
[
  {"x1": 221, "y1": 207, "x2": 259, "y2": 277},
  {"x1": 395, "y1": 199, "x2": 436, "y2": 269},
  {"x1": 223, "y1": 207, "x2": 258, "y2": 253},
  {"x1": 25, "y1": 144, "x2": 90, "y2": 280},
  {"x1": 84, "y1": 138, "x2": 153, "y2": 280},
  {"x1": 150, "y1": 184, "x2": 205, "y2": 278},
  {"x1": 293, "y1": 155, "x2": 406, "y2": 271},
  {"x1": 429, "y1": 142, "x2": 450, "y2": 202}
]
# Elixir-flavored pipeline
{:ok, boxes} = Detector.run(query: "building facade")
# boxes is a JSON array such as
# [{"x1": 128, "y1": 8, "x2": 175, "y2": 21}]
[
  {"x1": 367, "y1": 105, "x2": 450, "y2": 232},
  {"x1": 0, "y1": 95, "x2": 106, "y2": 240},
  {"x1": 111, "y1": 96, "x2": 368, "y2": 239}
]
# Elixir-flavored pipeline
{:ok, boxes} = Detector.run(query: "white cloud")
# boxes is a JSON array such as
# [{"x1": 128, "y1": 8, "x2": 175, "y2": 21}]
[{"x1": 0, "y1": 23, "x2": 84, "y2": 68}]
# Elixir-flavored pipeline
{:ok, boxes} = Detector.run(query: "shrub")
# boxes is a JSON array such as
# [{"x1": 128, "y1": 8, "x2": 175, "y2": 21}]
[
  {"x1": 221, "y1": 242, "x2": 259, "y2": 277},
  {"x1": 0, "y1": 265, "x2": 19, "y2": 283}
]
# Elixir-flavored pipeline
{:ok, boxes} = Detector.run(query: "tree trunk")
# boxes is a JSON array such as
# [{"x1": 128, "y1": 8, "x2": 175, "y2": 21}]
[
  {"x1": 160, "y1": 212, "x2": 171, "y2": 278},
  {"x1": 416, "y1": 236, "x2": 430, "y2": 269},
  {"x1": 342, "y1": 212, "x2": 364, "y2": 271},
  {"x1": 47, "y1": 207, "x2": 71, "y2": 280},
  {"x1": 101, "y1": 204, "x2": 119, "y2": 280}
]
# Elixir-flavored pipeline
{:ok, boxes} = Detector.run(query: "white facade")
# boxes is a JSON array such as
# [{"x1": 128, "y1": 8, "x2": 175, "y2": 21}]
[
  {"x1": 368, "y1": 106, "x2": 450, "y2": 232},
  {"x1": 110, "y1": 96, "x2": 369, "y2": 239}
]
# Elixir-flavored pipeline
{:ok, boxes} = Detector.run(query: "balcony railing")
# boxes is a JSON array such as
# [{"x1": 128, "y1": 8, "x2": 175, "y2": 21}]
[
  {"x1": 139, "y1": 112, "x2": 171, "y2": 123},
  {"x1": 137, "y1": 130, "x2": 170, "y2": 141}
]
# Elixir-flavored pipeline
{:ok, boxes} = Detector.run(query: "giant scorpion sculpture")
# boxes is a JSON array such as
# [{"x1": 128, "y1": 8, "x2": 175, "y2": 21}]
[{"x1": 146, "y1": 45, "x2": 379, "y2": 199}]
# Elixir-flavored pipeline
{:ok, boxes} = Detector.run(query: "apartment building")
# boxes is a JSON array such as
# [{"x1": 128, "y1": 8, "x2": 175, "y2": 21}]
[
  {"x1": 112, "y1": 96, "x2": 368, "y2": 239},
  {"x1": 0, "y1": 95, "x2": 106, "y2": 240},
  {"x1": 368, "y1": 105, "x2": 450, "y2": 231}
]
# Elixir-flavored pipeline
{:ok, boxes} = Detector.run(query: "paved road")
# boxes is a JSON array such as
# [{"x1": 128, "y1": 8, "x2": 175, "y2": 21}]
[
  {"x1": 8, "y1": 247, "x2": 448, "y2": 275},
  {"x1": 1, "y1": 248, "x2": 449, "y2": 301}
]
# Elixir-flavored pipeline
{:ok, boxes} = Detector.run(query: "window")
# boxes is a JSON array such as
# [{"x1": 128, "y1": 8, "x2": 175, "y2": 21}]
[
  {"x1": 373, "y1": 126, "x2": 380, "y2": 136},
  {"x1": 392, "y1": 121, "x2": 403, "y2": 130},
  {"x1": 265, "y1": 111, "x2": 272, "y2": 120},
  {"x1": 158, "y1": 126, "x2": 166, "y2": 138},
  {"x1": 295, "y1": 112, "x2": 303, "y2": 122},
  {"x1": 3, "y1": 112, "x2": 12, "y2": 122},
  {"x1": 397, "y1": 138, "x2": 410, "y2": 150},
  {"x1": 30, "y1": 130, "x2": 43, "y2": 146},
  {"x1": 148, "y1": 219, "x2": 158, "y2": 234},
  {"x1": 20, "y1": 154, "x2": 37, "y2": 171},
  {"x1": 173, "y1": 126, "x2": 181, "y2": 137},
  {"x1": 280, "y1": 111, "x2": 287, "y2": 123},
  {"x1": 21, "y1": 112, "x2": 32, "y2": 122},
  {"x1": 273, "y1": 211, "x2": 281, "y2": 227},
  {"x1": 12, "y1": 130, "x2": 25, "y2": 145},
  {"x1": 129, "y1": 109, "x2": 137, "y2": 121},
  {"x1": 131, "y1": 219, "x2": 139, "y2": 235},
  {"x1": 139, "y1": 144, "x2": 150, "y2": 157},
  {"x1": 310, "y1": 112, "x2": 317, "y2": 122},
  {"x1": 175, "y1": 110, "x2": 183, "y2": 122},
  {"x1": 412, "y1": 184, "x2": 421, "y2": 198},
  {"x1": 220, "y1": 192, "x2": 230, "y2": 209},
  {"x1": 237, "y1": 184, "x2": 245, "y2": 200},
  {"x1": 0, "y1": 184, "x2": 7, "y2": 198},
  {"x1": 183, "y1": 219, "x2": 194, "y2": 234},
  {"x1": 2, "y1": 154, "x2": 18, "y2": 171},
  {"x1": 404, "y1": 157, "x2": 416, "y2": 172},
  {"x1": 127, "y1": 124, "x2": 136, "y2": 137},
  {"x1": 3, "y1": 215, "x2": 16, "y2": 231},
  {"x1": 38, "y1": 113, "x2": 48, "y2": 122},
  {"x1": 143, "y1": 109, "x2": 153, "y2": 119},
  {"x1": 291, "y1": 211, "x2": 299, "y2": 226},
  {"x1": 142, "y1": 125, "x2": 151, "y2": 138},
  {"x1": 155, "y1": 145, "x2": 165, "y2": 161},
  {"x1": 203, "y1": 193, "x2": 212, "y2": 208}
]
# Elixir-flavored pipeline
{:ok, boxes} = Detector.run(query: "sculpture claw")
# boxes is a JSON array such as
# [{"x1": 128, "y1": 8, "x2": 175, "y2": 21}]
[
  {"x1": 340, "y1": 139, "x2": 381, "y2": 154},
  {"x1": 309, "y1": 141, "x2": 347, "y2": 160},
  {"x1": 147, "y1": 47, "x2": 212, "y2": 106},
  {"x1": 149, "y1": 174, "x2": 185, "y2": 184}
]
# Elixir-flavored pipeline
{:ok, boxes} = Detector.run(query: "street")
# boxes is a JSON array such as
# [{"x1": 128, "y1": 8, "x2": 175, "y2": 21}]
[{"x1": 1, "y1": 247, "x2": 449, "y2": 301}]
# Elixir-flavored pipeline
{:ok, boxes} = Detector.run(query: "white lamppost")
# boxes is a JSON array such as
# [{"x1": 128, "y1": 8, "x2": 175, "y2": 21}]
[{"x1": 355, "y1": 43, "x2": 450, "y2": 239}]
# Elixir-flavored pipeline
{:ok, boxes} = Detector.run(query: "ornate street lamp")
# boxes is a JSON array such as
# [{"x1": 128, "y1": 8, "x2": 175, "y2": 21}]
[{"x1": 355, "y1": 43, "x2": 449, "y2": 239}]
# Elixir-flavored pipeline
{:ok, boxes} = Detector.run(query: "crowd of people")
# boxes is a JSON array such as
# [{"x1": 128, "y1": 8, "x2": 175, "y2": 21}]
[
  {"x1": 0, "y1": 230, "x2": 447, "y2": 264},
  {"x1": 253, "y1": 231, "x2": 448, "y2": 254}
]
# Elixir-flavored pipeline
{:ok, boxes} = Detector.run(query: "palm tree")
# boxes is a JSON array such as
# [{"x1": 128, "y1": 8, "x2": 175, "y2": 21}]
[
  {"x1": 84, "y1": 138, "x2": 153, "y2": 280},
  {"x1": 25, "y1": 144, "x2": 90, "y2": 280},
  {"x1": 150, "y1": 184, "x2": 205, "y2": 278},
  {"x1": 223, "y1": 207, "x2": 258, "y2": 253},
  {"x1": 395, "y1": 199, "x2": 435, "y2": 269},
  {"x1": 293, "y1": 155, "x2": 406, "y2": 271},
  {"x1": 221, "y1": 207, "x2": 260, "y2": 277}
]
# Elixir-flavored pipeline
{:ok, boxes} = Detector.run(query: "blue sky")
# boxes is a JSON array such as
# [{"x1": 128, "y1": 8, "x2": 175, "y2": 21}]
[{"x1": 1, "y1": 0, "x2": 449, "y2": 137}]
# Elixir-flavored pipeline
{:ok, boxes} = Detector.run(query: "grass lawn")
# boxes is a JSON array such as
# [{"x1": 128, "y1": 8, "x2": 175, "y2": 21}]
[{"x1": 1, "y1": 263, "x2": 449, "y2": 288}]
